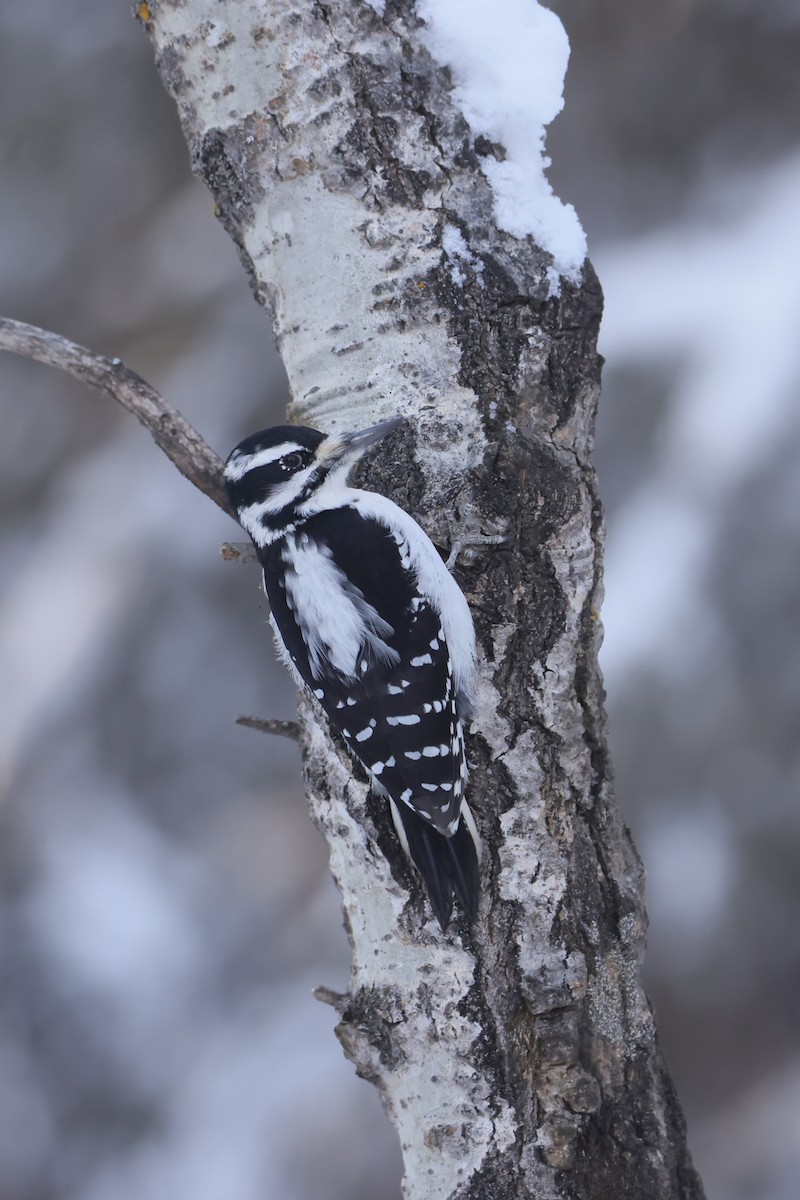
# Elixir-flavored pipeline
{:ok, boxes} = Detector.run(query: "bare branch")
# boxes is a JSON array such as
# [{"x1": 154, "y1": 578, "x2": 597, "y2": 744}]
[
  {"x1": 0, "y1": 316, "x2": 233, "y2": 517},
  {"x1": 235, "y1": 715, "x2": 301, "y2": 742},
  {"x1": 312, "y1": 985, "x2": 348, "y2": 1011}
]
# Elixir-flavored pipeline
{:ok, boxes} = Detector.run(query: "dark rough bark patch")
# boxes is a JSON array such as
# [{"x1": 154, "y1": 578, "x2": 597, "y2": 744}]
[
  {"x1": 196, "y1": 126, "x2": 261, "y2": 226},
  {"x1": 569, "y1": 1046, "x2": 705, "y2": 1200},
  {"x1": 337, "y1": 986, "x2": 408, "y2": 1076},
  {"x1": 194, "y1": 121, "x2": 272, "y2": 307},
  {"x1": 154, "y1": 39, "x2": 192, "y2": 102}
]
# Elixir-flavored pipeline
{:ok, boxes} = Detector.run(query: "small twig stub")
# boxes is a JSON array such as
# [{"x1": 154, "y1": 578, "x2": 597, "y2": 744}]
[
  {"x1": 221, "y1": 541, "x2": 259, "y2": 563},
  {"x1": 235, "y1": 715, "x2": 302, "y2": 743}
]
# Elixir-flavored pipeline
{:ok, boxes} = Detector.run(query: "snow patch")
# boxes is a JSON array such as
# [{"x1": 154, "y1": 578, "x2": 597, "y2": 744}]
[
  {"x1": 441, "y1": 222, "x2": 484, "y2": 287},
  {"x1": 419, "y1": 0, "x2": 586, "y2": 287}
]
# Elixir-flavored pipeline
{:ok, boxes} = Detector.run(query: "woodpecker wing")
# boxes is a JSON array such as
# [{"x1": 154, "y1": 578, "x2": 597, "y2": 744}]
[{"x1": 259, "y1": 507, "x2": 466, "y2": 835}]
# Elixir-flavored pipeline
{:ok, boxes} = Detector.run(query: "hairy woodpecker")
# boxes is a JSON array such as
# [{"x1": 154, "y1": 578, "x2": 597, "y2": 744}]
[{"x1": 224, "y1": 419, "x2": 480, "y2": 929}]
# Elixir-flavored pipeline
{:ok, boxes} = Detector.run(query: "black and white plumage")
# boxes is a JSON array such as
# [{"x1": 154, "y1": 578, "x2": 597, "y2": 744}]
[{"x1": 224, "y1": 419, "x2": 480, "y2": 929}]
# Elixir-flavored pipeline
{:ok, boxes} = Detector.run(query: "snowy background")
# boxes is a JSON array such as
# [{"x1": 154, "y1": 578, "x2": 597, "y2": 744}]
[{"x1": 1, "y1": 2, "x2": 799, "y2": 1198}]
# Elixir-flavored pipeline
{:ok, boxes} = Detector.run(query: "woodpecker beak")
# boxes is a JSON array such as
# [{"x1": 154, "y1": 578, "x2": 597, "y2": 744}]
[{"x1": 317, "y1": 417, "x2": 403, "y2": 471}]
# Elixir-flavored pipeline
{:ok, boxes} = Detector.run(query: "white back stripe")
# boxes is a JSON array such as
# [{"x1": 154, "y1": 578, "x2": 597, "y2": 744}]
[{"x1": 283, "y1": 538, "x2": 399, "y2": 679}]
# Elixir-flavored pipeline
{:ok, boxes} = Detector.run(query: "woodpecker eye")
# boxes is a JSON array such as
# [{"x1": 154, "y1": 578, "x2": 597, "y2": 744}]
[{"x1": 280, "y1": 451, "x2": 305, "y2": 473}]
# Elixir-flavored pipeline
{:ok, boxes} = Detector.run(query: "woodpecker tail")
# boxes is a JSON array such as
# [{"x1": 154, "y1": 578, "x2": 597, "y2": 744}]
[{"x1": 389, "y1": 799, "x2": 481, "y2": 931}]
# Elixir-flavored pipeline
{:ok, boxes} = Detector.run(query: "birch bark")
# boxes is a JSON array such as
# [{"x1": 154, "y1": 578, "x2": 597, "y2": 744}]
[{"x1": 140, "y1": 2, "x2": 705, "y2": 1196}]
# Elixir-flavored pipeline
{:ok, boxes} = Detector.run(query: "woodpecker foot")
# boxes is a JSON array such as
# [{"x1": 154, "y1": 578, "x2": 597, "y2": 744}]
[{"x1": 446, "y1": 532, "x2": 510, "y2": 570}]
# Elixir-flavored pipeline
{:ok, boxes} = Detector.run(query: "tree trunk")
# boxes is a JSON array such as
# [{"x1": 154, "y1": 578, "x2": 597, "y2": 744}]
[{"x1": 141, "y1": 2, "x2": 704, "y2": 1196}]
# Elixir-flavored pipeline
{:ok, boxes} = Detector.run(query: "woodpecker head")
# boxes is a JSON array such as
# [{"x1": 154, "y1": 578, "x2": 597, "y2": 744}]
[{"x1": 224, "y1": 418, "x2": 402, "y2": 541}]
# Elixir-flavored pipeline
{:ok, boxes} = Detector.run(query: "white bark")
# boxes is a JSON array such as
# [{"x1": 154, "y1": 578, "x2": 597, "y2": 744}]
[{"x1": 141, "y1": 3, "x2": 704, "y2": 1197}]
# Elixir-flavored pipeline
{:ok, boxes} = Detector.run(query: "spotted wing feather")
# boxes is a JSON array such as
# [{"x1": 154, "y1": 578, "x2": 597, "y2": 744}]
[{"x1": 259, "y1": 507, "x2": 466, "y2": 836}]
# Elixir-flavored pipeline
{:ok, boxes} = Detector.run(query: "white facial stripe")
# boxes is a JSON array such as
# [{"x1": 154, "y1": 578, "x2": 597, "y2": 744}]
[
  {"x1": 237, "y1": 469, "x2": 317, "y2": 542},
  {"x1": 225, "y1": 442, "x2": 306, "y2": 482}
]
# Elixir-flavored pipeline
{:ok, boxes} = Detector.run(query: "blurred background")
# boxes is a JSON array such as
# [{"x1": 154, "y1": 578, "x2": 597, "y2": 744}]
[{"x1": 0, "y1": 1, "x2": 797, "y2": 1197}]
